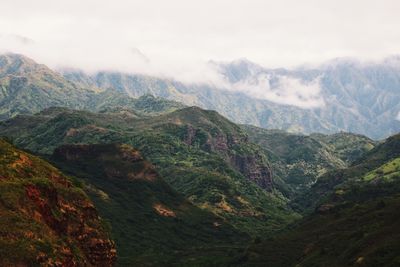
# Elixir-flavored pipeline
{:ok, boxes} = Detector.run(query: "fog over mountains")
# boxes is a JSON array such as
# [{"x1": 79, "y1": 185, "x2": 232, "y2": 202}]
[
  {"x1": 62, "y1": 56, "x2": 400, "y2": 139},
  {"x1": 1, "y1": 52, "x2": 399, "y2": 139}
]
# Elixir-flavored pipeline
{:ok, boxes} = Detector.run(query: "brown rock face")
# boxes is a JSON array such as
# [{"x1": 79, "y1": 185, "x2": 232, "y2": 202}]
[
  {"x1": 230, "y1": 154, "x2": 274, "y2": 190},
  {"x1": 0, "y1": 139, "x2": 116, "y2": 266},
  {"x1": 183, "y1": 125, "x2": 274, "y2": 190},
  {"x1": 24, "y1": 184, "x2": 117, "y2": 266}
]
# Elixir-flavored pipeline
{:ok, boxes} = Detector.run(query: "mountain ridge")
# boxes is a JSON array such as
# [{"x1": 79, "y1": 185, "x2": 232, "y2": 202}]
[{"x1": 61, "y1": 56, "x2": 400, "y2": 139}]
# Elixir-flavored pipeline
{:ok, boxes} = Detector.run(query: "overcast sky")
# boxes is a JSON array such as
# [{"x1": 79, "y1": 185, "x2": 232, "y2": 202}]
[{"x1": 1, "y1": 0, "x2": 400, "y2": 79}]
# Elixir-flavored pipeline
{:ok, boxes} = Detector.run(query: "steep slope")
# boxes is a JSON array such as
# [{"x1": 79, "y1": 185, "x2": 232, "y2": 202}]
[
  {"x1": 294, "y1": 133, "x2": 400, "y2": 212},
  {"x1": 0, "y1": 139, "x2": 116, "y2": 266},
  {"x1": 0, "y1": 53, "x2": 184, "y2": 120},
  {"x1": 62, "y1": 57, "x2": 400, "y2": 139},
  {"x1": 240, "y1": 133, "x2": 400, "y2": 267},
  {"x1": 51, "y1": 143, "x2": 247, "y2": 266},
  {"x1": 3, "y1": 53, "x2": 399, "y2": 139},
  {"x1": 243, "y1": 125, "x2": 376, "y2": 197},
  {"x1": 0, "y1": 53, "x2": 93, "y2": 119},
  {"x1": 311, "y1": 132, "x2": 377, "y2": 163},
  {"x1": 86, "y1": 90, "x2": 185, "y2": 115},
  {"x1": 0, "y1": 107, "x2": 299, "y2": 236}
]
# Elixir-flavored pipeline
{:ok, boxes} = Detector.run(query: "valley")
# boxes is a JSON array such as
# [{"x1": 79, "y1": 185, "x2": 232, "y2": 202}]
[{"x1": 0, "y1": 53, "x2": 399, "y2": 266}]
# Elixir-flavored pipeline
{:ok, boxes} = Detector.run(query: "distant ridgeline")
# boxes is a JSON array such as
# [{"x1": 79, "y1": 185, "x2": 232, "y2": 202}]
[
  {"x1": 1, "y1": 52, "x2": 400, "y2": 266},
  {"x1": 63, "y1": 56, "x2": 400, "y2": 139},
  {"x1": 1, "y1": 53, "x2": 400, "y2": 139}
]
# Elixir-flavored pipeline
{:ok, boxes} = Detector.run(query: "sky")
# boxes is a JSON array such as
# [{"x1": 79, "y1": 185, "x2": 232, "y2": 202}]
[{"x1": 0, "y1": 0, "x2": 399, "y2": 107}]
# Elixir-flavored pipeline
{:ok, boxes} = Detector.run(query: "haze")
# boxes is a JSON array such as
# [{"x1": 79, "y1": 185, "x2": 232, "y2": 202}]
[{"x1": 1, "y1": 0, "x2": 400, "y2": 110}]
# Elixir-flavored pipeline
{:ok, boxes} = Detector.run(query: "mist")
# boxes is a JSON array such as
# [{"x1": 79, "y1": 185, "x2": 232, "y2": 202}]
[{"x1": 1, "y1": 0, "x2": 400, "y2": 109}]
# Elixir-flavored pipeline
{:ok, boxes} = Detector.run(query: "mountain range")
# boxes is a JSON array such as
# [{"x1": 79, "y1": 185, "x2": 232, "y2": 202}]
[
  {"x1": 0, "y1": 53, "x2": 399, "y2": 266},
  {"x1": 241, "y1": 133, "x2": 400, "y2": 267},
  {"x1": 62, "y1": 56, "x2": 400, "y2": 139},
  {"x1": 2, "y1": 53, "x2": 400, "y2": 139}
]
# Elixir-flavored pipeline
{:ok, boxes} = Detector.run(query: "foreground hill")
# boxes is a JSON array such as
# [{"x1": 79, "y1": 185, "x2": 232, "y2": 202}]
[
  {"x1": 0, "y1": 106, "x2": 299, "y2": 236},
  {"x1": 0, "y1": 139, "x2": 116, "y2": 266},
  {"x1": 240, "y1": 133, "x2": 400, "y2": 267},
  {"x1": 51, "y1": 143, "x2": 247, "y2": 266}
]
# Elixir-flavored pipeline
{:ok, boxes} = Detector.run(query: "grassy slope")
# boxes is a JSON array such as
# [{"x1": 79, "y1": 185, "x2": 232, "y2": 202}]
[
  {"x1": 240, "y1": 134, "x2": 400, "y2": 267},
  {"x1": 243, "y1": 125, "x2": 376, "y2": 197},
  {"x1": 0, "y1": 54, "x2": 184, "y2": 120},
  {"x1": 51, "y1": 143, "x2": 248, "y2": 266},
  {"x1": 0, "y1": 107, "x2": 299, "y2": 237},
  {"x1": 293, "y1": 134, "x2": 400, "y2": 212}
]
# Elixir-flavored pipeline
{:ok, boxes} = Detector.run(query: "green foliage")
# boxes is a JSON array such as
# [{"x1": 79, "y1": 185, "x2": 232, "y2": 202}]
[
  {"x1": 51, "y1": 143, "x2": 249, "y2": 266},
  {"x1": 1, "y1": 106, "x2": 299, "y2": 235},
  {"x1": 0, "y1": 54, "x2": 184, "y2": 121},
  {"x1": 243, "y1": 125, "x2": 376, "y2": 199},
  {"x1": 293, "y1": 133, "x2": 400, "y2": 213},
  {"x1": 0, "y1": 105, "x2": 301, "y2": 265},
  {"x1": 239, "y1": 134, "x2": 400, "y2": 266},
  {"x1": 0, "y1": 139, "x2": 114, "y2": 266}
]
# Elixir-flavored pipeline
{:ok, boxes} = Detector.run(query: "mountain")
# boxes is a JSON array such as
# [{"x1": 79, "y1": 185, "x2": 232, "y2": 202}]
[
  {"x1": 51, "y1": 143, "x2": 247, "y2": 266},
  {"x1": 239, "y1": 133, "x2": 400, "y2": 267},
  {"x1": 0, "y1": 138, "x2": 116, "y2": 266},
  {"x1": 0, "y1": 53, "x2": 184, "y2": 119},
  {"x1": 294, "y1": 133, "x2": 400, "y2": 212},
  {"x1": 62, "y1": 57, "x2": 400, "y2": 139},
  {"x1": 0, "y1": 53, "x2": 92, "y2": 119},
  {"x1": 0, "y1": 106, "x2": 299, "y2": 237},
  {"x1": 243, "y1": 125, "x2": 376, "y2": 196},
  {"x1": 2, "y1": 52, "x2": 399, "y2": 266},
  {"x1": 2, "y1": 53, "x2": 399, "y2": 139}
]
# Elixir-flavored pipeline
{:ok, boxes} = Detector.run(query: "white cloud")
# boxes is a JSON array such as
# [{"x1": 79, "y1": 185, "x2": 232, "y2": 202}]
[
  {"x1": 0, "y1": 0, "x2": 398, "y2": 108},
  {"x1": 226, "y1": 74, "x2": 325, "y2": 108},
  {"x1": 397, "y1": 112, "x2": 400, "y2": 121},
  {"x1": 1, "y1": 0, "x2": 400, "y2": 69}
]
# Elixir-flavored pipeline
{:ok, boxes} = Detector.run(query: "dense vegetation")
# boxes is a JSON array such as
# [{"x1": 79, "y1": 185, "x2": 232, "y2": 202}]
[
  {"x1": 1, "y1": 52, "x2": 399, "y2": 266},
  {"x1": 241, "y1": 134, "x2": 400, "y2": 267},
  {"x1": 0, "y1": 107, "x2": 300, "y2": 238},
  {"x1": 51, "y1": 143, "x2": 248, "y2": 266},
  {"x1": 63, "y1": 57, "x2": 400, "y2": 139},
  {"x1": 0, "y1": 54, "x2": 184, "y2": 120},
  {"x1": 0, "y1": 139, "x2": 116, "y2": 266},
  {"x1": 243, "y1": 125, "x2": 376, "y2": 197}
]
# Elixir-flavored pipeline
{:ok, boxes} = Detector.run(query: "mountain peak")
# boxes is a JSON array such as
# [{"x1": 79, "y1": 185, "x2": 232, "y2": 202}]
[
  {"x1": 213, "y1": 58, "x2": 265, "y2": 83},
  {"x1": 0, "y1": 53, "x2": 49, "y2": 76}
]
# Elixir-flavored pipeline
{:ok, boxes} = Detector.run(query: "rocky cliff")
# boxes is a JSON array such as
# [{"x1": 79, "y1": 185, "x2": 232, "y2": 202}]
[{"x1": 0, "y1": 139, "x2": 116, "y2": 266}]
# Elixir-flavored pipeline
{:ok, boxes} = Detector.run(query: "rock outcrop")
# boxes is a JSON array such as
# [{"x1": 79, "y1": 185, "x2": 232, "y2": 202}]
[
  {"x1": 0, "y1": 139, "x2": 116, "y2": 266},
  {"x1": 182, "y1": 123, "x2": 274, "y2": 190}
]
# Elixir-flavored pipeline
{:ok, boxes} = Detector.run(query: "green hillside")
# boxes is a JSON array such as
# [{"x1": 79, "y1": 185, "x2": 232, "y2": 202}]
[
  {"x1": 0, "y1": 107, "x2": 299, "y2": 237},
  {"x1": 241, "y1": 134, "x2": 400, "y2": 267},
  {"x1": 294, "y1": 134, "x2": 400, "y2": 212},
  {"x1": 51, "y1": 143, "x2": 248, "y2": 266},
  {"x1": 0, "y1": 54, "x2": 184, "y2": 120},
  {"x1": 243, "y1": 125, "x2": 376, "y2": 197},
  {"x1": 0, "y1": 139, "x2": 116, "y2": 266}
]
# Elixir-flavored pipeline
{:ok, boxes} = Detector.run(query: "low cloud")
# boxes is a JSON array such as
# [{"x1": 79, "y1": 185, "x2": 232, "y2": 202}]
[
  {"x1": 0, "y1": 34, "x2": 35, "y2": 52},
  {"x1": 221, "y1": 73, "x2": 325, "y2": 109},
  {"x1": 0, "y1": 32, "x2": 325, "y2": 109}
]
